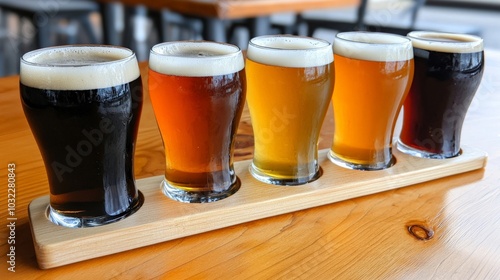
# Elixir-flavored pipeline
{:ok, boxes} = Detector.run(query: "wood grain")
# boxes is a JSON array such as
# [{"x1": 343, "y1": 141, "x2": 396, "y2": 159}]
[{"x1": 28, "y1": 147, "x2": 487, "y2": 269}]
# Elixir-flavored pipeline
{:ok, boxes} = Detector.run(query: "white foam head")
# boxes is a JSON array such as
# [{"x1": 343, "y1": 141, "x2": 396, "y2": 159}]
[
  {"x1": 407, "y1": 31, "x2": 484, "y2": 53},
  {"x1": 246, "y1": 35, "x2": 333, "y2": 68},
  {"x1": 334, "y1": 32, "x2": 413, "y2": 62},
  {"x1": 20, "y1": 45, "x2": 140, "y2": 90},
  {"x1": 149, "y1": 41, "x2": 244, "y2": 77}
]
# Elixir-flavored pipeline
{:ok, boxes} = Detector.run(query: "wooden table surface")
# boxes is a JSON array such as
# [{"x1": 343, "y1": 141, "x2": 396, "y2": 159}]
[{"x1": 1, "y1": 50, "x2": 500, "y2": 278}]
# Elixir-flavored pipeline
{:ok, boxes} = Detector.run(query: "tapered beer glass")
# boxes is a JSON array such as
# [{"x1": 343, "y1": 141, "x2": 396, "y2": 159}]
[
  {"x1": 149, "y1": 41, "x2": 245, "y2": 203},
  {"x1": 398, "y1": 31, "x2": 484, "y2": 159},
  {"x1": 20, "y1": 45, "x2": 144, "y2": 228},
  {"x1": 329, "y1": 32, "x2": 414, "y2": 170},
  {"x1": 246, "y1": 35, "x2": 334, "y2": 185}
]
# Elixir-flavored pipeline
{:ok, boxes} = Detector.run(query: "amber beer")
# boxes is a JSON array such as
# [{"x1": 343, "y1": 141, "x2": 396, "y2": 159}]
[
  {"x1": 149, "y1": 41, "x2": 245, "y2": 203},
  {"x1": 329, "y1": 32, "x2": 414, "y2": 170},
  {"x1": 398, "y1": 31, "x2": 484, "y2": 159},
  {"x1": 246, "y1": 35, "x2": 334, "y2": 185},
  {"x1": 20, "y1": 46, "x2": 143, "y2": 228}
]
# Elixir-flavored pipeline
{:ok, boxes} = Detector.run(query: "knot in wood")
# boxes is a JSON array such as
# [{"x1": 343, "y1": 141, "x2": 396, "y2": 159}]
[{"x1": 407, "y1": 224, "x2": 434, "y2": 241}]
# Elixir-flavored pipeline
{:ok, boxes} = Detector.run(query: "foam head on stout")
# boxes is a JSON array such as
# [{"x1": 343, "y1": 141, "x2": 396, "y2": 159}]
[
  {"x1": 407, "y1": 31, "x2": 483, "y2": 53},
  {"x1": 21, "y1": 45, "x2": 140, "y2": 90},
  {"x1": 20, "y1": 45, "x2": 143, "y2": 228},
  {"x1": 148, "y1": 41, "x2": 246, "y2": 203}
]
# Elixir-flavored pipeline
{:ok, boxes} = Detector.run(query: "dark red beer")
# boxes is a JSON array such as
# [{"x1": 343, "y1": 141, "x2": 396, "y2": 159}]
[{"x1": 398, "y1": 32, "x2": 484, "y2": 159}]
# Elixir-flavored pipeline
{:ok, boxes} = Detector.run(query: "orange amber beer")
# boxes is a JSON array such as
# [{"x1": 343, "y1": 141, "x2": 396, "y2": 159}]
[
  {"x1": 246, "y1": 35, "x2": 334, "y2": 185},
  {"x1": 329, "y1": 32, "x2": 414, "y2": 170},
  {"x1": 149, "y1": 41, "x2": 245, "y2": 203}
]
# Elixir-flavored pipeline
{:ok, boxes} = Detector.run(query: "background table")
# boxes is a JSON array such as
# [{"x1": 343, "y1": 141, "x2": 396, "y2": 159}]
[
  {"x1": 97, "y1": 0, "x2": 359, "y2": 44},
  {"x1": 1, "y1": 50, "x2": 500, "y2": 278}
]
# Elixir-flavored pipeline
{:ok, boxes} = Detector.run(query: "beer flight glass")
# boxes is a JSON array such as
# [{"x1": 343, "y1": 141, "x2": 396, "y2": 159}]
[
  {"x1": 329, "y1": 32, "x2": 414, "y2": 170},
  {"x1": 398, "y1": 31, "x2": 485, "y2": 159},
  {"x1": 20, "y1": 45, "x2": 144, "y2": 228},
  {"x1": 148, "y1": 41, "x2": 246, "y2": 203},
  {"x1": 246, "y1": 35, "x2": 334, "y2": 185}
]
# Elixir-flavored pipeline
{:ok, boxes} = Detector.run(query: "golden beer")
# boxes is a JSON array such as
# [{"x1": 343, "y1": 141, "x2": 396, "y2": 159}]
[
  {"x1": 149, "y1": 41, "x2": 245, "y2": 203},
  {"x1": 246, "y1": 35, "x2": 334, "y2": 185},
  {"x1": 329, "y1": 32, "x2": 414, "y2": 170}
]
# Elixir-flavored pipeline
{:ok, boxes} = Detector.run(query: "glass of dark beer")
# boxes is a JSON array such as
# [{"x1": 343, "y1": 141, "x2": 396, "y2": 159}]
[
  {"x1": 398, "y1": 31, "x2": 484, "y2": 159},
  {"x1": 148, "y1": 41, "x2": 246, "y2": 203},
  {"x1": 20, "y1": 45, "x2": 144, "y2": 228}
]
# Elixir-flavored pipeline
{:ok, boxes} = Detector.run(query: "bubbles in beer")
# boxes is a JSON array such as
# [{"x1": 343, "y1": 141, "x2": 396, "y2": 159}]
[
  {"x1": 149, "y1": 41, "x2": 244, "y2": 77},
  {"x1": 247, "y1": 35, "x2": 333, "y2": 68}
]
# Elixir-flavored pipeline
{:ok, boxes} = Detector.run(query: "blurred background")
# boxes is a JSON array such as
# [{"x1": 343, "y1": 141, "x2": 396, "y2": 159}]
[{"x1": 1, "y1": 0, "x2": 499, "y2": 77}]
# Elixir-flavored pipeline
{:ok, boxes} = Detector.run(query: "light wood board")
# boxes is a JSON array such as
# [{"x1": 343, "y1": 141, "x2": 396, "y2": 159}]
[{"x1": 28, "y1": 146, "x2": 487, "y2": 269}]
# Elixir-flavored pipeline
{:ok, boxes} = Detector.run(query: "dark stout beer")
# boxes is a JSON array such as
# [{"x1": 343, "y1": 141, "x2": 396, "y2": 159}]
[
  {"x1": 20, "y1": 46, "x2": 143, "y2": 227},
  {"x1": 398, "y1": 32, "x2": 484, "y2": 158}
]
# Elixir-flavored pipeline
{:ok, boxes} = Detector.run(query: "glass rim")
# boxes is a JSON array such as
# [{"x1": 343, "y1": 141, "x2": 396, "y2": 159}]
[
  {"x1": 150, "y1": 40, "x2": 242, "y2": 59},
  {"x1": 335, "y1": 31, "x2": 412, "y2": 46},
  {"x1": 247, "y1": 35, "x2": 333, "y2": 68},
  {"x1": 407, "y1": 31, "x2": 483, "y2": 44},
  {"x1": 407, "y1": 31, "x2": 484, "y2": 53},
  {"x1": 248, "y1": 34, "x2": 332, "y2": 50},
  {"x1": 21, "y1": 44, "x2": 136, "y2": 68},
  {"x1": 334, "y1": 31, "x2": 413, "y2": 62},
  {"x1": 149, "y1": 40, "x2": 244, "y2": 77}
]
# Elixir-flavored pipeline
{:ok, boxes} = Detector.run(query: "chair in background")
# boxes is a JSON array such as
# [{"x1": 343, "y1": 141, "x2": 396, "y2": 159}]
[
  {"x1": 150, "y1": 9, "x2": 203, "y2": 42},
  {"x1": 0, "y1": 0, "x2": 100, "y2": 75},
  {"x1": 0, "y1": 0, "x2": 100, "y2": 48},
  {"x1": 301, "y1": 0, "x2": 426, "y2": 38},
  {"x1": 298, "y1": 0, "x2": 481, "y2": 41}
]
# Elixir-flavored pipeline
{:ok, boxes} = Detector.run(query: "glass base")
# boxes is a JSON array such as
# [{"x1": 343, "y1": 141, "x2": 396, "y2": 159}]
[
  {"x1": 397, "y1": 139, "x2": 461, "y2": 159},
  {"x1": 328, "y1": 150, "x2": 395, "y2": 171},
  {"x1": 161, "y1": 178, "x2": 240, "y2": 203},
  {"x1": 47, "y1": 191, "x2": 144, "y2": 228},
  {"x1": 248, "y1": 163, "x2": 322, "y2": 186}
]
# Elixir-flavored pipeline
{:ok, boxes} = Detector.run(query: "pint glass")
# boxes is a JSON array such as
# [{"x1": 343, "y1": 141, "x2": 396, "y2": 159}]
[
  {"x1": 149, "y1": 41, "x2": 245, "y2": 203},
  {"x1": 246, "y1": 35, "x2": 334, "y2": 185},
  {"x1": 398, "y1": 31, "x2": 484, "y2": 159},
  {"x1": 20, "y1": 45, "x2": 143, "y2": 228},
  {"x1": 329, "y1": 32, "x2": 414, "y2": 170}
]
